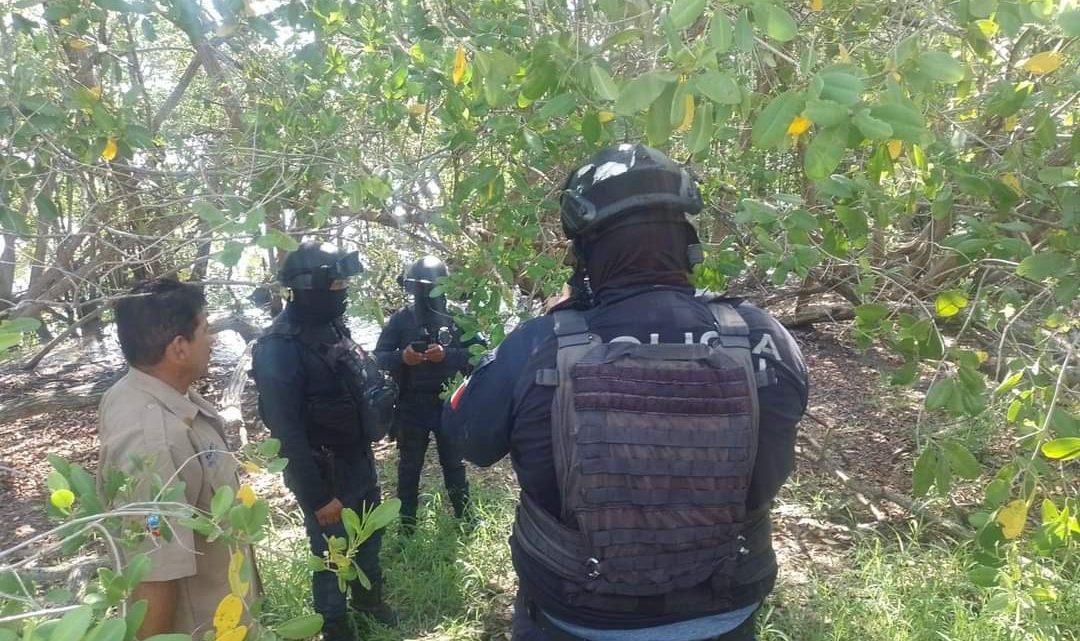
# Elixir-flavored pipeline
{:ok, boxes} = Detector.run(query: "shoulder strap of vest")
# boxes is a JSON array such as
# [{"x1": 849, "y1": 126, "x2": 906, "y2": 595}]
[
  {"x1": 706, "y1": 301, "x2": 776, "y2": 387},
  {"x1": 535, "y1": 310, "x2": 595, "y2": 387},
  {"x1": 552, "y1": 309, "x2": 592, "y2": 347}
]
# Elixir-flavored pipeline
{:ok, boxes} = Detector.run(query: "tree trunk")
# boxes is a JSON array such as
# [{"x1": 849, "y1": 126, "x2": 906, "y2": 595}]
[{"x1": 0, "y1": 233, "x2": 15, "y2": 311}]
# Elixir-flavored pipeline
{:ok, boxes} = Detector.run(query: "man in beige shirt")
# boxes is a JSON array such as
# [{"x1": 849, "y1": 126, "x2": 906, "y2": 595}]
[{"x1": 97, "y1": 278, "x2": 256, "y2": 638}]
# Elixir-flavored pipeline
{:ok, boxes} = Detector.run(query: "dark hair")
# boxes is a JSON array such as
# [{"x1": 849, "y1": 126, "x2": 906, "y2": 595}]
[{"x1": 114, "y1": 279, "x2": 207, "y2": 366}]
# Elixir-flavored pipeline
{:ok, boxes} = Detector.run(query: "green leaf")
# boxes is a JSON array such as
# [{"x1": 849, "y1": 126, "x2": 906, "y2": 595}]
[
  {"x1": 646, "y1": 83, "x2": 676, "y2": 146},
  {"x1": 615, "y1": 71, "x2": 673, "y2": 115},
  {"x1": 582, "y1": 111, "x2": 601, "y2": 143},
  {"x1": 804, "y1": 125, "x2": 848, "y2": 180},
  {"x1": 686, "y1": 103, "x2": 715, "y2": 154},
  {"x1": 751, "y1": 91, "x2": 804, "y2": 149},
  {"x1": 694, "y1": 71, "x2": 741, "y2": 105},
  {"x1": 854, "y1": 302, "x2": 889, "y2": 324},
  {"x1": 46, "y1": 470, "x2": 70, "y2": 492},
  {"x1": 520, "y1": 61, "x2": 556, "y2": 100},
  {"x1": 1017, "y1": 252, "x2": 1070, "y2": 281},
  {"x1": 670, "y1": 0, "x2": 707, "y2": 30},
  {"x1": 817, "y1": 70, "x2": 864, "y2": 106},
  {"x1": 756, "y1": 4, "x2": 798, "y2": 42},
  {"x1": 85, "y1": 619, "x2": 126, "y2": 641},
  {"x1": 1041, "y1": 438, "x2": 1080, "y2": 462},
  {"x1": 35, "y1": 194, "x2": 60, "y2": 221},
  {"x1": 734, "y1": 199, "x2": 779, "y2": 225},
  {"x1": 590, "y1": 65, "x2": 619, "y2": 101},
  {"x1": 969, "y1": 0, "x2": 998, "y2": 18},
  {"x1": 935, "y1": 291, "x2": 968, "y2": 317},
  {"x1": 916, "y1": 51, "x2": 967, "y2": 83},
  {"x1": 968, "y1": 565, "x2": 999, "y2": 587},
  {"x1": 925, "y1": 378, "x2": 956, "y2": 411},
  {"x1": 984, "y1": 479, "x2": 1010, "y2": 507},
  {"x1": 913, "y1": 447, "x2": 938, "y2": 497},
  {"x1": 216, "y1": 241, "x2": 244, "y2": 268},
  {"x1": 360, "y1": 498, "x2": 401, "y2": 539},
  {"x1": 275, "y1": 613, "x2": 324, "y2": 639},
  {"x1": 1061, "y1": 9, "x2": 1080, "y2": 36},
  {"x1": 536, "y1": 93, "x2": 577, "y2": 120},
  {"x1": 869, "y1": 103, "x2": 926, "y2": 142},
  {"x1": 0, "y1": 317, "x2": 42, "y2": 336},
  {"x1": 51, "y1": 605, "x2": 93, "y2": 641},
  {"x1": 600, "y1": 28, "x2": 644, "y2": 51},
  {"x1": 710, "y1": 12, "x2": 734, "y2": 52},
  {"x1": 993, "y1": 371, "x2": 1024, "y2": 396},
  {"x1": 143, "y1": 636, "x2": 191, "y2": 641},
  {"x1": 803, "y1": 99, "x2": 848, "y2": 127},
  {"x1": 124, "y1": 600, "x2": 147, "y2": 641},
  {"x1": 852, "y1": 110, "x2": 893, "y2": 140},
  {"x1": 341, "y1": 508, "x2": 362, "y2": 539},
  {"x1": 942, "y1": 441, "x2": 981, "y2": 479},
  {"x1": 192, "y1": 201, "x2": 227, "y2": 227},
  {"x1": 210, "y1": 485, "x2": 234, "y2": 520},
  {"x1": 258, "y1": 229, "x2": 299, "y2": 252},
  {"x1": 734, "y1": 10, "x2": 755, "y2": 51}
]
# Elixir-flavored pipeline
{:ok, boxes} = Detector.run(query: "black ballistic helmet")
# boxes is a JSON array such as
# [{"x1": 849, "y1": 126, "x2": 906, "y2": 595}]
[
  {"x1": 278, "y1": 241, "x2": 363, "y2": 290},
  {"x1": 560, "y1": 144, "x2": 704, "y2": 240},
  {"x1": 401, "y1": 255, "x2": 448, "y2": 294}
]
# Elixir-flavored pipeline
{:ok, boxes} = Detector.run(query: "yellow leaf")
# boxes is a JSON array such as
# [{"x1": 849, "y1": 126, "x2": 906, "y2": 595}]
[
  {"x1": 240, "y1": 461, "x2": 260, "y2": 474},
  {"x1": 101, "y1": 139, "x2": 118, "y2": 161},
  {"x1": 890, "y1": 70, "x2": 902, "y2": 83},
  {"x1": 809, "y1": 0, "x2": 824, "y2": 11},
  {"x1": 214, "y1": 594, "x2": 244, "y2": 634},
  {"x1": 217, "y1": 625, "x2": 248, "y2": 641},
  {"x1": 408, "y1": 103, "x2": 426, "y2": 115},
  {"x1": 677, "y1": 95, "x2": 695, "y2": 132},
  {"x1": 1022, "y1": 51, "x2": 1062, "y2": 75},
  {"x1": 1001, "y1": 173, "x2": 1022, "y2": 194},
  {"x1": 1003, "y1": 115, "x2": 1018, "y2": 131},
  {"x1": 787, "y1": 115, "x2": 812, "y2": 137},
  {"x1": 887, "y1": 139, "x2": 903, "y2": 160},
  {"x1": 452, "y1": 46, "x2": 466, "y2": 85},
  {"x1": 975, "y1": 350, "x2": 989, "y2": 364},
  {"x1": 68, "y1": 38, "x2": 90, "y2": 50},
  {"x1": 598, "y1": 111, "x2": 616, "y2": 123},
  {"x1": 236, "y1": 484, "x2": 257, "y2": 508},
  {"x1": 50, "y1": 489, "x2": 75, "y2": 511},
  {"x1": 228, "y1": 550, "x2": 250, "y2": 598},
  {"x1": 87, "y1": 86, "x2": 102, "y2": 100},
  {"x1": 838, "y1": 43, "x2": 852, "y2": 63},
  {"x1": 997, "y1": 499, "x2": 1028, "y2": 540}
]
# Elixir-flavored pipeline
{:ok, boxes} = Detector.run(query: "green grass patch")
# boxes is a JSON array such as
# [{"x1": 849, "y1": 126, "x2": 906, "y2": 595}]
[
  {"x1": 763, "y1": 537, "x2": 1079, "y2": 641},
  {"x1": 258, "y1": 461, "x2": 1077, "y2": 640}
]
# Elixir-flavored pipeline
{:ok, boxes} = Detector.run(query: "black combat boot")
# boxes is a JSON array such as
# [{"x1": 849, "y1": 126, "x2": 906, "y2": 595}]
[
  {"x1": 320, "y1": 616, "x2": 357, "y2": 641},
  {"x1": 350, "y1": 582, "x2": 400, "y2": 628}
]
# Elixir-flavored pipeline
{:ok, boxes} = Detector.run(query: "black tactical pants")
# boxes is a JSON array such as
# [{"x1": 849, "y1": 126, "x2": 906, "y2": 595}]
[
  {"x1": 296, "y1": 446, "x2": 384, "y2": 622},
  {"x1": 395, "y1": 398, "x2": 469, "y2": 523}
]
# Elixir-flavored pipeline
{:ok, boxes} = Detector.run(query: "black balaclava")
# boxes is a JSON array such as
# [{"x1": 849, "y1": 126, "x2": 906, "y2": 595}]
[
  {"x1": 290, "y1": 288, "x2": 349, "y2": 324},
  {"x1": 412, "y1": 285, "x2": 449, "y2": 336},
  {"x1": 581, "y1": 217, "x2": 694, "y2": 298}
]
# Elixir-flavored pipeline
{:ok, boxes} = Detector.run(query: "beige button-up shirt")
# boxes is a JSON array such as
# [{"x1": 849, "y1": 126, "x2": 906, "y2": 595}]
[{"x1": 97, "y1": 367, "x2": 256, "y2": 635}]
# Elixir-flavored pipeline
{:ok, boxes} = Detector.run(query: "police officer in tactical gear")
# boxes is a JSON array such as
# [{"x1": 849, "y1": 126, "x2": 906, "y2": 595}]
[
  {"x1": 375, "y1": 256, "x2": 478, "y2": 532},
  {"x1": 444, "y1": 144, "x2": 809, "y2": 641},
  {"x1": 251, "y1": 242, "x2": 397, "y2": 640}
]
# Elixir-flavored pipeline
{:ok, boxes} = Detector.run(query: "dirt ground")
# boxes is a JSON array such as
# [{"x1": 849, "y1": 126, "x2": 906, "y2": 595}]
[{"x1": 0, "y1": 322, "x2": 927, "y2": 580}]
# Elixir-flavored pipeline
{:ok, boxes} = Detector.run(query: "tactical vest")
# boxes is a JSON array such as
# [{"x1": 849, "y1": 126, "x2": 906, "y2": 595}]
[
  {"x1": 257, "y1": 315, "x2": 397, "y2": 444},
  {"x1": 514, "y1": 301, "x2": 773, "y2": 613}
]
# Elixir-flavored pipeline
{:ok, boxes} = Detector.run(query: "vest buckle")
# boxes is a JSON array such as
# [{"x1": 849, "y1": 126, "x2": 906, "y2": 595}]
[{"x1": 584, "y1": 557, "x2": 601, "y2": 580}]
